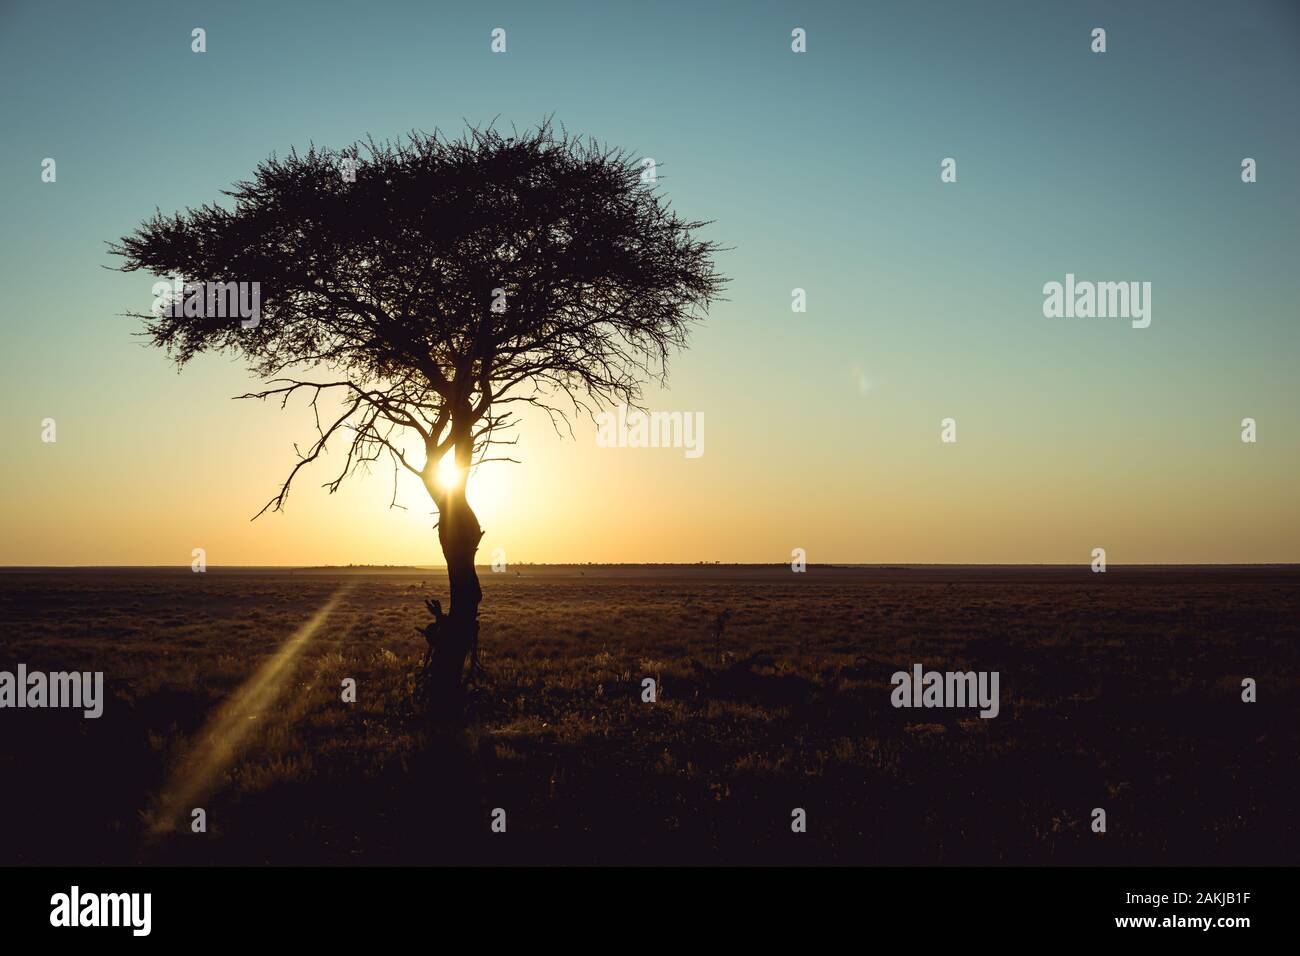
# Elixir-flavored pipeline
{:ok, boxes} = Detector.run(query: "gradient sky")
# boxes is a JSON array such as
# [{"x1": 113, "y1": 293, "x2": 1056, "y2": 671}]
[{"x1": 2, "y1": 0, "x2": 1298, "y2": 566}]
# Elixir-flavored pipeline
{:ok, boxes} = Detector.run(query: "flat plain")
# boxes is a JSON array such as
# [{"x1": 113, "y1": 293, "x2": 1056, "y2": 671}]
[{"x1": 0, "y1": 565, "x2": 1295, "y2": 865}]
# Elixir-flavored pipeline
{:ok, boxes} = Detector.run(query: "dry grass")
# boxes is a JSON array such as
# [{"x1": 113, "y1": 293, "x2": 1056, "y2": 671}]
[{"x1": 0, "y1": 565, "x2": 1296, "y2": 865}]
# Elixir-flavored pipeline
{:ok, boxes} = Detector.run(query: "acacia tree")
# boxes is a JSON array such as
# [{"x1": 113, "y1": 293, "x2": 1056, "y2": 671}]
[{"x1": 112, "y1": 123, "x2": 723, "y2": 712}]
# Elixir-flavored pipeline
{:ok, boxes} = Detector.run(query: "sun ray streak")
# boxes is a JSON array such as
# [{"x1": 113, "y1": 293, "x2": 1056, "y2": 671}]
[{"x1": 147, "y1": 584, "x2": 353, "y2": 835}]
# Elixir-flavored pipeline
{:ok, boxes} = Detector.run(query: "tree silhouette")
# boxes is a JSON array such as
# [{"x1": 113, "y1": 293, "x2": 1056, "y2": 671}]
[{"x1": 111, "y1": 122, "x2": 724, "y2": 714}]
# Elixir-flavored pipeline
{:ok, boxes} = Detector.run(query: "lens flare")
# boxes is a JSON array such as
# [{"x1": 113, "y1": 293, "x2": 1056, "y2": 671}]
[{"x1": 146, "y1": 584, "x2": 351, "y2": 835}]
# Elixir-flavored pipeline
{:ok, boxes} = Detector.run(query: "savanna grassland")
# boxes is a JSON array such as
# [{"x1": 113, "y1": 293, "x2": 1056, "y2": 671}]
[{"x1": 0, "y1": 566, "x2": 1296, "y2": 866}]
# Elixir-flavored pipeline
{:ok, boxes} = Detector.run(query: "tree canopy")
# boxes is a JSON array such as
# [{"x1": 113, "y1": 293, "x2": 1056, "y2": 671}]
[{"x1": 111, "y1": 122, "x2": 725, "y2": 514}]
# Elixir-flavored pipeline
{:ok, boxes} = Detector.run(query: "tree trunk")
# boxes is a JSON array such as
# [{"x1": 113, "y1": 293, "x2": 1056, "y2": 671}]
[{"x1": 421, "y1": 478, "x2": 483, "y2": 719}]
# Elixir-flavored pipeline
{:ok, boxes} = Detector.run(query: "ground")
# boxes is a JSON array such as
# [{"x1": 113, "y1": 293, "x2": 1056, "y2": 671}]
[{"x1": 0, "y1": 565, "x2": 1295, "y2": 865}]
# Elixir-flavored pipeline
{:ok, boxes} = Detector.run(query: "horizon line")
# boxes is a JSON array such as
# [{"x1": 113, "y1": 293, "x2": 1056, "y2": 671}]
[{"x1": 3, "y1": 562, "x2": 1299, "y2": 571}]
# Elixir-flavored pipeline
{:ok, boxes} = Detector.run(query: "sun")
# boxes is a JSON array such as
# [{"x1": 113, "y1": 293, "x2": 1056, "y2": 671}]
[
  {"x1": 416, "y1": 451, "x2": 512, "y2": 526},
  {"x1": 435, "y1": 452, "x2": 465, "y2": 492}
]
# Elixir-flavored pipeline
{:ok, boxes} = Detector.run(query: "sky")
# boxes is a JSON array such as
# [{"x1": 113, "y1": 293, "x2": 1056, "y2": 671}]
[{"x1": 1, "y1": 0, "x2": 1298, "y2": 566}]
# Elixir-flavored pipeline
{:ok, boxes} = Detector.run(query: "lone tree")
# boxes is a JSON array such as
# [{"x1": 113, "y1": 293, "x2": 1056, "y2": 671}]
[{"x1": 111, "y1": 123, "x2": 723, "y2": 713}]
